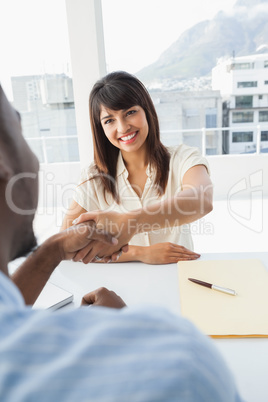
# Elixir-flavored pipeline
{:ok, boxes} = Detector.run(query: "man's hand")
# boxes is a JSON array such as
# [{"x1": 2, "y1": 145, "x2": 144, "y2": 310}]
[
  {"x1": 73, "y1": 211, "x2": 135, "y2": 263},
  {"x1": 81, "y1": 287, "x2": 126, "y2": 308},
  {"x1": 55, "y1": 221, "x2": 119, "y2": 262}
]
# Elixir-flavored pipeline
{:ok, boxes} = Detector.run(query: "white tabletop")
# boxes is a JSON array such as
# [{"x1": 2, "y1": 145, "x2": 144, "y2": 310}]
[{"x1": 50, "y1": 252, "x2": 268, "y2": 402}]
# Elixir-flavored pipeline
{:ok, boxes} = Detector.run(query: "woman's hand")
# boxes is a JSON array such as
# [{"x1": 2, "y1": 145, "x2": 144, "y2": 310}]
[
  {"x1": 139, "y1": 243, "x2": 200, "y2": 265},
  {"x1": 73, "y1": 210, "x2": 136, "y2": 262}
]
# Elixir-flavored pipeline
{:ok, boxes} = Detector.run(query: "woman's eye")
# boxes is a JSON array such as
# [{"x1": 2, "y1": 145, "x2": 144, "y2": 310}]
[
  {"x1": 127, "y1": 110, "x2": 136, "y2": 116},
  {"x1": 104, "y1": 119, "x2": 113, "y2": 125}
]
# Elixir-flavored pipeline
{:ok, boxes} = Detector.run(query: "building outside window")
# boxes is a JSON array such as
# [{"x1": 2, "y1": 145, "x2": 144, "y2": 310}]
[
  {"x1": 237, "y1": 81, "x2": 257, "y2": 88},
  {"x1": 265, "y1": 81, "x2": 268, "y2": 85},
  {"x1": 259, "y1": 111, "x2": 268, "y2": 122},
  {"x1": 235, "y1": 96, "x2": 253, "y2": 108},
  {"x1": 2, "y1": 0, "x2": 78, "y2": 165},
  {"x1": 205, "y1": 108, "x2": 217, "y2": 128},
  {"x1": 232, "y1": 132, "x2": 253, "y2": 143},
  {"x1": 11, "y1": 74, "x2": 79, "y2": 164},
  {"x1": 264, "y1": 60, "x2": 268, "y2": 68},
  {"x1": 261, "y1": 131, "x2": 268, "y2": 141},
  {"x1": 232, "y1": 111, "x2": 254, "y2": 123},
  {"x1": 232, "y1": 63, "x2": 252, "y2": 70}
]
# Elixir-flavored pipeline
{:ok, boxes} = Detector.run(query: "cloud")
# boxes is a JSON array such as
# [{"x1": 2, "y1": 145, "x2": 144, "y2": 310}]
[{"x1": 230, "y1": 4, "x2": 268, "y2": 19}]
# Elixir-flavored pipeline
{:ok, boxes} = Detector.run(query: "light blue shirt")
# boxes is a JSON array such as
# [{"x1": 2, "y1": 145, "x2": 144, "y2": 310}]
[{"x1": 0, "y1": 271, "x2": 242, "y2": 402}]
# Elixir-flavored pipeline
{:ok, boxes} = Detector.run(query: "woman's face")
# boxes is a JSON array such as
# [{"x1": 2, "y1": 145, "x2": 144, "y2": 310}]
[{"x1": 99, "y1": 105, "x2": 149, "y2": 154}]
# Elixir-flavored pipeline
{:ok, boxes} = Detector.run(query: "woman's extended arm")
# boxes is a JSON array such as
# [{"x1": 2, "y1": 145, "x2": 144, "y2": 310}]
[
  {"x1": 73, "y1": 165, "x2": 213, "y2": 263},
  {"x1": 61, "y1": 200, "x2": 87, "y2": 231},
  {"x1": 114, "y1": 243, "x2": 201, "y2": 264}
]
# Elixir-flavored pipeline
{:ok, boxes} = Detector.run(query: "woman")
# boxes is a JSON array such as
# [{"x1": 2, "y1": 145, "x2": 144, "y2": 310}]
[{"x1": 61, "y1": 71, "x2": 213, "y2": 264}]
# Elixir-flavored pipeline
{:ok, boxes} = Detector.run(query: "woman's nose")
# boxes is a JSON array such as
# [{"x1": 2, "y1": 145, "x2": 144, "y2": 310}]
[{"x1": 117, "y1": 118, "x2": 130, "y2": 134}]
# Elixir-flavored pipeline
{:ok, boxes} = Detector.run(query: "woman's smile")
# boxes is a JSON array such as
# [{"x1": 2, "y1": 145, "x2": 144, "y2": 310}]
[{"x1": 119, "y1": 131, "x2": 138, "y2": 143}]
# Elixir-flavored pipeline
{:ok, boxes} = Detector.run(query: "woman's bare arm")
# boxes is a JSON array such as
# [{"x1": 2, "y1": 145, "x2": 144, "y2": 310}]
[{"x1": 61, "y1": 200, "x2": 87, "y2": 231}]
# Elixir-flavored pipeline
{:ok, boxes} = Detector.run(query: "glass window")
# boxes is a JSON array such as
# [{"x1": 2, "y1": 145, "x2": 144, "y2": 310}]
[
  {"x1": 2, "y1": 1, "x2": 78, "y2": 165},
  {"x1": 232, "y1": 63, "x2": 251, "y2": 70},
  {"x1": 206, "y1": 114, "x2": 217, "y2": 128},
  {"x1": 264, "y1": 61, "x2": 268, "y2": 68},
  {"x1": 46, "y1": 137, "x2": 79, "y2": 163},
  {"x1": 235, "y1": 96, "x2": 253, "y2": 108},
  {"x1": 232, "y1": 132, "x2": 253, "y2": 143},
  {"x1": 265, "y1": 81, "x2": 268, "y2": 85},
  {"x1": 261, "y1": 131, "x2": 268, "y2": 141},
  {"x1": 237, "y1": 81, "x2": 257, "y2": 88},
  {"x1": 232, "y1": 112, "x2": 254, "y2": 123},
  {"x1": 259, "y1": 111, "x2": 268, "y2": 122}
]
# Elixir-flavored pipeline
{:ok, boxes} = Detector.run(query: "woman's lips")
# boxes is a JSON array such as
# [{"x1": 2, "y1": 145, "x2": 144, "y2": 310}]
[{"x1": 119, "y1": 131, "x2": 138, "y2": 143}]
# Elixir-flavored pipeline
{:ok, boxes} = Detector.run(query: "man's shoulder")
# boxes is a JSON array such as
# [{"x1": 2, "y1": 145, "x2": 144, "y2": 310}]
[{"x1": 0, "y1": 270, "x2": 25, "y2": 308}]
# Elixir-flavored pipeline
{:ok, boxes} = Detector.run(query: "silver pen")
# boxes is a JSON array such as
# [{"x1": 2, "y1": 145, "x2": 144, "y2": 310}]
[{"x1": 188, "y1": 278, "x2": 237, "y2": 296}]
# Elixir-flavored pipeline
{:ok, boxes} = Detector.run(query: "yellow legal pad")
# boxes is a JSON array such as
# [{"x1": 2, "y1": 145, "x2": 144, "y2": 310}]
[{"x1": 178, "y1": 259, "x2": 268, "y2": 338}]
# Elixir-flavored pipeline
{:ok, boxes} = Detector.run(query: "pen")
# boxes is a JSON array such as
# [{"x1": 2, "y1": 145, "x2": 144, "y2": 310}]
[{"x1": 188, "y1": 278, "x2": 237, "y2": 296}]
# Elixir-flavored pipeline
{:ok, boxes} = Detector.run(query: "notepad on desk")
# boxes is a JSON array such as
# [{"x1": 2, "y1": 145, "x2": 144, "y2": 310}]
[
  {"x1": 178, "y1": 259, "x2": 268, "y2": 338},
  {"x1": 33, "y1": 282, "x2": 73, "y2": 311}
]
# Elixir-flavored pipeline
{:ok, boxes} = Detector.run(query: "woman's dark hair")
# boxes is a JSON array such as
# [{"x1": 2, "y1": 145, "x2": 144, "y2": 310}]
[{"x1": 89, "y1": 71, "x2": 170, "y2": 202}]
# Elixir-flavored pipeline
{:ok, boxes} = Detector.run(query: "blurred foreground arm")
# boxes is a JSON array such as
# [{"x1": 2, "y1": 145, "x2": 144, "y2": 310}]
[{"x1": 12, "y1": 222, "x2": 118, "y2": 305}]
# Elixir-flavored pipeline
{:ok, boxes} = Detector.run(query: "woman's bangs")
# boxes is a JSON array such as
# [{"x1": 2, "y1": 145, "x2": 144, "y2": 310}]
[{"x1": 98, "y1": 84, "x2": 140, "y2": 111}]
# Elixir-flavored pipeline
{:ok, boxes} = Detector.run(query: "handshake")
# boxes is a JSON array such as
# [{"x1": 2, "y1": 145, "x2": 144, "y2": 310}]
[{"x1": 63, "y1": 210, "x2": 134, "y2": 264}]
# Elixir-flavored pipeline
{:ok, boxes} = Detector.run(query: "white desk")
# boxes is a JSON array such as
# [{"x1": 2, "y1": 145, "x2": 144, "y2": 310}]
[{"x1": 50, "y1": 252, "x2": 268, "y2": 402}]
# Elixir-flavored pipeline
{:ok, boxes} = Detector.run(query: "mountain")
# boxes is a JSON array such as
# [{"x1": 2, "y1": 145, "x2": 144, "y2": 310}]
[{"x1": 136, "y1": 0, "x2": 268, "y2": 86}]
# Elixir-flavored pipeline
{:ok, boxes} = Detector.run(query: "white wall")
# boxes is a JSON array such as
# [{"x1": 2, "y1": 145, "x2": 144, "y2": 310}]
[
  {"x1": 208, "y1": 154, "x2": 268, "y2": 199},
  {"x1": 38, "y1": 154, "x2": 268, "y2": 209}
]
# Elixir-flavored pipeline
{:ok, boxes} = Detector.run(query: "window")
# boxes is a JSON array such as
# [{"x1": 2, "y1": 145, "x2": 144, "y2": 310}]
[
  {"x1": 232, "y1": 112, "x2": 254, "y2": 123},
  {"x1": 237, "y1": 81, "x2": 257, "y2": 88},
  {"x1": 265, "y1": 81, "x2": 268, "y2": 85},
  {"x1": 232, "y1": 132, "x2": 253, "y2": 143},
  {"x1": 264, "y1": 61, "x2": 268, "y2": 68},
  {"x1": 232, "y1": 63, "x2": 252, "y2": 70},
  {"x1": 205, "y1": 108, "x2": 217, "y2": 128},
  {"x1": 259, "y1": 111, "x2": 268, "y2": 122},
  {"x1": 261, "y1": 131, "x2": 268, "y2": 141},
  {"x1": 259, "y1": 95, "x2": 263, "y2": 100},
  {"x1": 235, "y1": 96, "x2": 253, "y2": 108},
  {"x1": 206, "y1": 114, "x2": 217, "y2": 128},
  {"x1": 11, "y1": 74, "x2": 79, "y2": 163},
  {"x1": 2, "y1": 0, "x2": 79, "y2": 165}
]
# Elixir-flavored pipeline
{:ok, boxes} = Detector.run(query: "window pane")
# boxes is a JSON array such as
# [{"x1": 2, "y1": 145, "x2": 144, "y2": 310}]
[
  {"x1": 232, "y1": 112, "x2": 254, "y2": 123},
  {"x1": 232, "y1": 132, "x2": 253, "y2": 143},
  {"x1": 237, "y1": 81, "x2": 257, "y2": 88},
  {"x1": 2, "y1": 0, "x2": 78, "y2": 165},
  {"x1": 232, "y1": 63, "x2": 251, "y2": 70},
  {"x1": 206, "y1": 108, "x2": 217, "y2": 128},
  {"x1": 46, "y1": 138, "x2": 79, "y2": 163},
  {"x1": 261, "y1": 131, "x2": 268, "y2": 141},
  {"x1": 259, "y1": 111, "x2": 268, "y2": 122},
  {"x1": 27, "y1": 139, "x2": 45, "y2": 163},
  {"x1": 235, "y1": 96, "x2": 253, "y2": 108}
]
